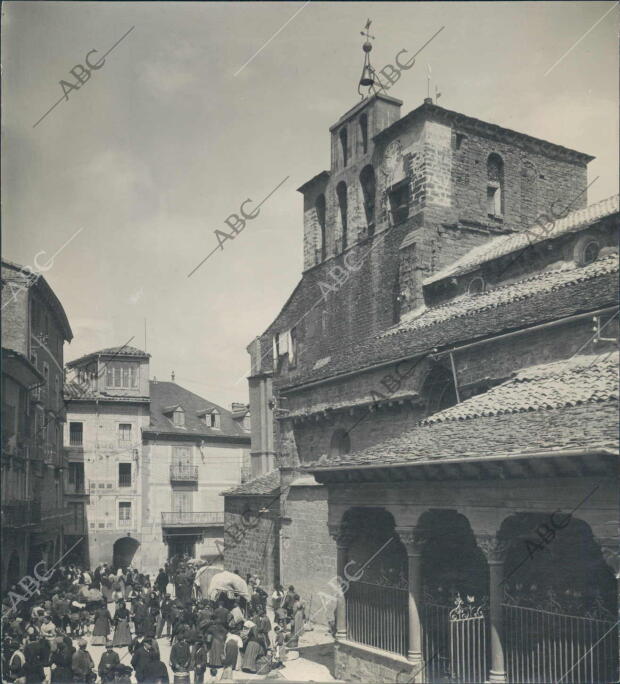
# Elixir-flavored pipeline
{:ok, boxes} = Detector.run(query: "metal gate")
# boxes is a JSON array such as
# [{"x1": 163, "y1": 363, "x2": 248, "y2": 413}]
[
  {"x1": 422, "y1": 596, "x2": 488, "y2": 683},
  {"x1": 503, "y1": 603, "x2": 619, "y2": 683}
]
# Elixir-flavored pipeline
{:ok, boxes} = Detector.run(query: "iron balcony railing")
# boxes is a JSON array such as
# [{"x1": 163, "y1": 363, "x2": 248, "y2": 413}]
[
  {"x1": 161, "y1": 511, "x2": 224, "y2": 527},
  {"x1": 169, "y1": 464, "x2": 198, "y2": 482}
]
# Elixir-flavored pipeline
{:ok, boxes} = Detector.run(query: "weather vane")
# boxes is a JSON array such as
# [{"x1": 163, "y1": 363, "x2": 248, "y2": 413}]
[{"x1": 358, "y1": 19, "x2": 379, "y2": 98}]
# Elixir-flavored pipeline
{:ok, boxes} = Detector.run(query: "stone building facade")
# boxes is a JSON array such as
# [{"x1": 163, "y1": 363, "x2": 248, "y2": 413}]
[
  {"x1": 64, "y1": 348, "x2": 251, "y2": 574},
  {"x1": 1, "y1": 260, "x2": 73, "y2": 590},
  {"x1": 227, "y1": 90, "x2": 619, "y2": 682}
]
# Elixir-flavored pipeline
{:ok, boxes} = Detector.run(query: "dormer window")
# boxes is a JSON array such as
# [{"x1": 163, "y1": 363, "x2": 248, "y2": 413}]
[
  {"x1": 172, "y1": 407, "x2": 185, "y2": 427},
  {"x1": 207, "y1": 410, "x2": 220, "y2": 429},
  {"x1": 339, "y1": 127, "x2": 348, "y2": 167},
  {"x1": 583, "y1": 241, "x2": 600, "y2": 265}
]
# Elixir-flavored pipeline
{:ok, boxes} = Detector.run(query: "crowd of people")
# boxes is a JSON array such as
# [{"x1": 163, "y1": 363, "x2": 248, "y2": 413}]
[{"x1": 2, "y1": 556, "x2": 308, "y2": 683}]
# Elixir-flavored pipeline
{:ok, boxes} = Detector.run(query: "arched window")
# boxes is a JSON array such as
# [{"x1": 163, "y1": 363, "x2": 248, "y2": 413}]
[
  {"x1": 336, "y1": 182, "x2": 348, "y2": 251},
  {"x1": 486, "y1": 153, "x2": 504, "y2": 217},
  {"x1": 583, "y1": 240, "x2": 600, "y2": 265},
  {"x1": 359, "y1": 114, "x2": 369, "y2": 154},
  {"x1": 339, "y1": 127, "x2": 348, "y2": 167},
  {"x1": 468, "y1": 276, "x2": 485, "y2": 295},
  {"x1": 359, "y1": 165, "x2": 376, "y2": 236},
  {"x1": 329, "y1": 429, "x2": 351, "y2": 458},
  {"x1": 315, "y1": 194, "x2": 326, "y2": 261}
]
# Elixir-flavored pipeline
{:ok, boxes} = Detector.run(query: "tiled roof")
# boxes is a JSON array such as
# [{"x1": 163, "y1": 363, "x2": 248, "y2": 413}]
[
  {"x1": 281, "y1": 258, "x2": 618, "y2": 389},
  {"x1": 147, "y1": 381, "x2": 250, "y2": 440},
  {"x1": 222, "y1": 470, "x2": 280, "y2": 497},
  {"x1": 424, "y1": 194, "x2": 619, "y2": 286},
  {"x1": 423, "y1": 353, "x2": 619, "y2": 424},
  {"x1": 385, "y1": 255, "x2": 619, "y2": 338},
  {"x1": 67, "y1": 345, "x2": 150, "y2": 367},
  {"x1": 305, "y1": 354, "x2": 619, "y2": 471}
]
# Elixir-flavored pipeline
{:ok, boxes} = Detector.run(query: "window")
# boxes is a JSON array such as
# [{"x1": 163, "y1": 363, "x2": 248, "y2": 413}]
[
  {"x1": 118, "y1": 423, "x2": 132, "y2": 443},
  {"x1": 54, "y1": 374, "x2": 60, "y2": 402},
  {"x1": 388, "y1": 181, "x2": 410, "y2": 225},
  {"x1": 172, "y1": 491, "x2": 192, "y2": 513},
  {"x1": 329, "y1": 429, "x2": 351, "y2": 458},
  {"x1": 68, "y1": 462, "x2": 85, "y2": 491},
  {"x1": 315, "y1": 194, "x2": 327, "y2": 261},
  {"x1": 336, "y1": 182, "x2": 348, "y2": 250},
  {"x1": 359, "y1": 114, "x2": 369, "y2": 154},
  {"x1": 206, "y1": 411, "x2": 220, "y2": 429},
  {"x1": 105, "y1": 363, "x2": 138, "y2": 389},
  {"x1": 486, "y1": 154, "x2": 504, "y2": 217},
  {"x1": 69, "y1": 422, "x2": 83, "y2": 446},
  {"x1": 172, "y1": 408, "x2": 185, "y2": 427},
  {"x1": 360, "y1": 165, "x2": 376, "y2": 235},
  {"x1": 118, "y1": 502, "x2": 132, "y2": 525},
  {"x1": 172, "y1": 446, "x2": 192, "y2": 467},
  {"x1": 43, "y1": 362, "x2": 49, "y2": 384},
  {"x1": 118, "y1": 463, "x2": 132, "y2": 487},
  {"x1": 339, "y1": 127, "x2": 348, "y2": 167}
]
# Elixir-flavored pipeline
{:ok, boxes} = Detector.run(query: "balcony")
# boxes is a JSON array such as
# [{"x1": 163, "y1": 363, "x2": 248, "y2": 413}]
[
  {"x1": 161, "y1": 511, "x2": 224, "y2": 527},
  {"x1": 1, "y1": 501, "x2": 41, "y2": 528},
  {"x1": 169, "y1": 464, "x2": 199, "y2": 482}
]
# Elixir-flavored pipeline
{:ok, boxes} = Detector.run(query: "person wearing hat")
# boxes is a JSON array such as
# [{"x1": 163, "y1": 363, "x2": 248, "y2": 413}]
[
  {"x1": 169, "y1": 631, "x2": 192, "y2": 684},
  {"x1": 130, "y1": 637, "x2": 153, "y2": 683},
  {"x1": 98, "y1": 641, "x2": 120, "y2": 683},
  {"x1": 71, "y1": 638, "x2": 95, "y2": 683}
]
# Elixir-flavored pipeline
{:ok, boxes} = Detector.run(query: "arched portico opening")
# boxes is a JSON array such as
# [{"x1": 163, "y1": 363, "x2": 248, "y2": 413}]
[
  {"x1": 335, "y1": 507, "x2": 409, "y2": 656},
  {"x1": 112, "y1": 536, "x2": 140, "y2": 570},
  {"x1": 498, "y1": 512, "x2": 618, "y2": 683}
]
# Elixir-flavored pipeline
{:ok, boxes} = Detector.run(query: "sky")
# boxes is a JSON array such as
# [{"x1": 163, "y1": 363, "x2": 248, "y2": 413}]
[{"x1": 2, "y1": 1, "x2": 618, "y2": 408}]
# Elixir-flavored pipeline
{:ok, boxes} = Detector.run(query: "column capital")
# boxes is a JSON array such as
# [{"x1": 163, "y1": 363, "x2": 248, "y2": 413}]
[
  {"x1": 476, "y1": 534, "x2": 509, "y2": 564},
  {"x1": 328, "y1": 522, "x2": 356, "y2": 550},
  {"x1": 395, "y1": 526, "x2": 428, "y2": 555}
]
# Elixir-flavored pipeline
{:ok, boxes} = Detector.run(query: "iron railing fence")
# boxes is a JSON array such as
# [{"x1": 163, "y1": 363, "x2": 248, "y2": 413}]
[
  {"x1": 503, "y1": 603, "x2": 618, "y2": 684},
  {"x1": 422, "y1": 601, "x2": 451, "y2": 682},
  {"x1": 450, "y1": 613, "x2": 488, "y2": 684},
  {"x1": 346, "y1": 581, "x2": 408, "y2": 656},
  {"x1": 169, "y1": 464, "x2": 199, "y2": 481},
  {"x1": 161, "y1": 511, "x2": 224, "y2": 526}
]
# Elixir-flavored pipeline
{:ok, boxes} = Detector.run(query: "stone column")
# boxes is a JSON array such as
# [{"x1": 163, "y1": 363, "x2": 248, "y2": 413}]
[
  {"x1": 395, "y1": 527, "x2": 426, "y2": 675},
  {"x1": 328, "y1": 523, "x2": 356, "y2": 641},
  {"x1": 477, "y1": 534, "x2": 509, "y2": 684}
]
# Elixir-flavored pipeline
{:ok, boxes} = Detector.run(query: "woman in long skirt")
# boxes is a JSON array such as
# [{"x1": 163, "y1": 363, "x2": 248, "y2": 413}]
[
  {"x1": 287, "y1": 596, "x2": 305, "y2": 649},
  {"x1": 91, "y1": 601, "x2": 113, "y2": 646},
  {"x1": 206, "y1": 622, "x2": 226, "y2": 670},
  {"x1": 112, "y1": 601, "x2": 132, "y2": 648},
  {"x1": 241, "y1": 627, "x2": 264, "y2": 673}
]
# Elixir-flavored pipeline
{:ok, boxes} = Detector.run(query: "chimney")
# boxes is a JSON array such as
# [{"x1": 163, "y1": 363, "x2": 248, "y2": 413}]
[{"x1": 171, "y1": 371, "x2": 175, "y2": 382}]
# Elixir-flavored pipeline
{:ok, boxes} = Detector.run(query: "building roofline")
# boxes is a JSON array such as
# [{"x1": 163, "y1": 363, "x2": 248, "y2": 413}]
[
  {"x1": 329, "y1": 92, "x2": 403, "y2": 132},
  {"x1": 67, "y1": 346, "x2": 151, "y2": 368},
  {"x1": 373, "y1": 101, "x2": 595, "y2": 164},
  {"x1": 297, "y1": 170, "x2": 330, "y2": 194},
  {"x1": 2, "y1": 259, "x2": 73, "y2": 342}
]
